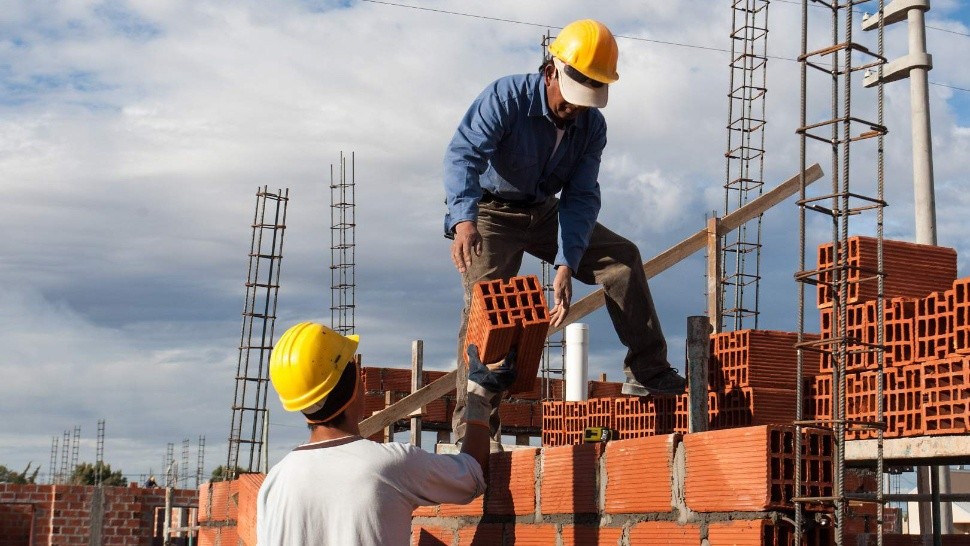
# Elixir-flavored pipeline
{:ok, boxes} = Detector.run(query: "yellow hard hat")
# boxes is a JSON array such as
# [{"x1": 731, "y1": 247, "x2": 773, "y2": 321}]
[
  {"x1": 549, "y1": 19, "x2": 619, "y2": 84},
  {"x1": 269, "y1": 322, "x2": 360, "y2": 413}
]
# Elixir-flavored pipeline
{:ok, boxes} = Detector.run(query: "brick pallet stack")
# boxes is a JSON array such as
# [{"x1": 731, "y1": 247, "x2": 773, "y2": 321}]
[{"x1": 809, "y1": 236, "x2": 969, "y2": 438}]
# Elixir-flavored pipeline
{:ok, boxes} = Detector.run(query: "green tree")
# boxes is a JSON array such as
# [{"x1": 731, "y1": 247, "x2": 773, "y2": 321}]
[
  {"x1": 0, "y1": 463, "x2": 39, "y2": 484},
  {"x1": 209, "y1": 465, "x2": 246, "y2": 482},
  {"x1": 70, "y1": 462, "x2": 127, "y2": 486}
]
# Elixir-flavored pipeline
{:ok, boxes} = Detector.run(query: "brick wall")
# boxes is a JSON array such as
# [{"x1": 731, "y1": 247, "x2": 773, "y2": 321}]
[{"x1": 0, "y1": 482, "x2": 196, "y2": 546}]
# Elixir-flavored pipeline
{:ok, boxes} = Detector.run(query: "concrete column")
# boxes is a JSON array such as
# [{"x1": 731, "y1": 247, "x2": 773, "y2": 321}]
[{"x1": 908, "y1": 7, "x2": 937, "y2": 245}]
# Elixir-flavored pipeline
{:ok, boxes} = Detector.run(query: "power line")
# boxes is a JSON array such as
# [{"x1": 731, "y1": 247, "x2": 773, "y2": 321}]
[
  {"x1": 772, "y1": 0, "x2": 970, "y2": 38},
  {"x1": 359, "y1": 0, "x2": 968, "y2": 93}
]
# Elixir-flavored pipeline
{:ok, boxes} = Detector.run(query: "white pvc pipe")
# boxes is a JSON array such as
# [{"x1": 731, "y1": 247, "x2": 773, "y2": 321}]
[{"x1": 565, "y1": 323, "x2": 589, "y2": 402}]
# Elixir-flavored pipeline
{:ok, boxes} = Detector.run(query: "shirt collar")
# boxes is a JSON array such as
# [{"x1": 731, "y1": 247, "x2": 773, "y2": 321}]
[{"x1": 529, "y1": 71, "x2": 587, "y2": 130}]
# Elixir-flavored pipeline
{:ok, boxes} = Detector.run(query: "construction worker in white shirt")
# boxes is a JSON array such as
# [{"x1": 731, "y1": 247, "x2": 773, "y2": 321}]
[{"x1": 256, "y1": 322, "x2": 516, "y2": 546}]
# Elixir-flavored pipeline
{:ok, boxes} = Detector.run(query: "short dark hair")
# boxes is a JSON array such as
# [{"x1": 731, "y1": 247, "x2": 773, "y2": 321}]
[
  {"x1": 539, "y1": 57, "x2": 553, "y2": 73},
  {"x1": 304, "y1": 361, "x2": 358, "y2": 429}
]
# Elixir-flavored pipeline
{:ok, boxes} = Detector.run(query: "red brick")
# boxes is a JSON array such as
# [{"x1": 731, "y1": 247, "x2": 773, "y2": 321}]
[
  {"x1": 923, "y1": 355, "x2": 970, "y2": 435},
  {"x1": 560, "y1": 525, "x2": 623, "y2": 546},
  {"x1": 235, "y1": 474, "x2": 264, "y2": 546},
  {"x1": 540, "y1": 444, "x2": 599, "y2": 515},
  {"x1": 498, "y1": 401, "x2": 533, "y2": 430},
  {"x1": 411, "y1": 504, "x2": 437, "y2": 518},
  {"x1": 916, "y1": 290, "x2": 955, "y2": 361},
  {"x1": 465, "y1": 276, "x2": 551, "y2": 395},
  {"x1": 485, "y1": 448, "x2": 537, "y2": 516},
  {"x1": 710, "y1": 329, "x2": 821, "y2": 389},
  {"x1": 437, "y1": 493, "x2": 483, "y2": 517},
  {"x1": 684, "y1": 425, "x2": 832, "y2": 512},
  {"x1": 457, "y1": 523, "x2": 504, "y2": 546},
  {"x1": 541, "y1": 400, "x2": 565, "y2": 447},
  {"x1": 817, "y1": 237, "x2": 956, "y2": 308},
  {"x1": 604, "y1": 435, "x2": 674, "y2": 514},
  {"x1": 411, "y1": 524, "x2": 454, "y2": 546},
  {"x1": 628, "y1": 521, "x2": 700, "y2": 545},
  {"x1": 510, "y1": 524, "x2": 556, "y2": 545}
]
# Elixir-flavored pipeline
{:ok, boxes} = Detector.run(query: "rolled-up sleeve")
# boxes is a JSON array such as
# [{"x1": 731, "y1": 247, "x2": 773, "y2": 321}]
[
  {"x1": 557, "y1": 121, "x2": 605, "y2": 271},
  {"x1": 443, "y1": 87, "x2": 511, "y2": 235}
]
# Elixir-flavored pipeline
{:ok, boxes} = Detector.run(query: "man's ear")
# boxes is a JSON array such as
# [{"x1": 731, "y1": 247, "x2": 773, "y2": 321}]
[{"x1": 543, "y1": 62, "x2": 555, "y2": 85}]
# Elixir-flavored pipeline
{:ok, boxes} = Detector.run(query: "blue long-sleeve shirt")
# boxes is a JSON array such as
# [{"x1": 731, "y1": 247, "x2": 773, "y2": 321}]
[{"x1": 443, "y1": 71, "x2": 606, "y2": 272}]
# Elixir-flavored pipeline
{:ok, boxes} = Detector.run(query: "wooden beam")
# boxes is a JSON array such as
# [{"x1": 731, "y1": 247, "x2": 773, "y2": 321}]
[
  {"x1": 359, "y1": 369, "x2": 457, "y2": 439},
  {"x1": 549, "y1": 163, "x2": 823, "y2": 335},
  {"x1": 358, "y1": 163, "x2": 823, "y2": 438}
]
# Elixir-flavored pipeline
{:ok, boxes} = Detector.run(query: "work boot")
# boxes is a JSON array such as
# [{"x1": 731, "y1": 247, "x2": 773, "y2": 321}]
[{"x1": 621, "y1": 368, "x2": 687, "y2": 396}]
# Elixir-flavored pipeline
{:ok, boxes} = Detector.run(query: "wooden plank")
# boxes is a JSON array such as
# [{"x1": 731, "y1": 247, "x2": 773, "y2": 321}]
[
  {"x1": 549, "y1": 163, "x2": 823, "y2": 335},
  {"x1": 359, "y1": 369, "x2": 457, "y2": 439},
  {"x1": 359, "y1": 164, "x2": 823, "y2": 435}
]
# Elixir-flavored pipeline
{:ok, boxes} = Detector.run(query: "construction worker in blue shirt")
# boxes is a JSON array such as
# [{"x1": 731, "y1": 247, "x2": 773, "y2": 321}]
[{"x1": 443, "y1": 19, "x2": 687, "y2": 445}]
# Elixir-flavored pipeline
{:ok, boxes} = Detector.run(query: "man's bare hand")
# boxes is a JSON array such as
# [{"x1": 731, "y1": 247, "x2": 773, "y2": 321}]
[
  {"x1": 549, "y1": 266, "x2": 572, "y2": 327},
  {"x1": 451, "y1": 221, "x2": 482, "y2": 274}
]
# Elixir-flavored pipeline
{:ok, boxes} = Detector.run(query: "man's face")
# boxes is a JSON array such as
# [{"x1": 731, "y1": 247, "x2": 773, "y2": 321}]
[{"x1": 544, "y1": 63, "x2": 588, "y2": 124}]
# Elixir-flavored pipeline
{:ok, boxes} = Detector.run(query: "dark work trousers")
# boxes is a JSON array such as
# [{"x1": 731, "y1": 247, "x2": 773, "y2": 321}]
[{"x1": 451, "y1": 197, "x2": 670, "y2": 443}]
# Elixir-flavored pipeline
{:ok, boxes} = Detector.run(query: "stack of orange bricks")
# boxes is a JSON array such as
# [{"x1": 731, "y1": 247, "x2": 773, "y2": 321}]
[
  {"x1": 464, "y1": 275, "x2": 550, "y2": 394},
  {"x1": 810, "y1": 236, "x2": 969, "y2": 438},
  {"x1": 541, "y1": 236, "x2": 969, "y2": 444}
]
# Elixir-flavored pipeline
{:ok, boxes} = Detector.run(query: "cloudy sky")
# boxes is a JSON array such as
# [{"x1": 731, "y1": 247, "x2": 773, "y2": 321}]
[{"x1": 2, "y1": 0, "x2": 968, "y2": 483}]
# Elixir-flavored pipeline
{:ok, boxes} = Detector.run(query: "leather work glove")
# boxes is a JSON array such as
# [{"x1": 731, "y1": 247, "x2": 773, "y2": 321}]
[{"x1": 464, "y1": 344, "x2": 517, "y2": 426}]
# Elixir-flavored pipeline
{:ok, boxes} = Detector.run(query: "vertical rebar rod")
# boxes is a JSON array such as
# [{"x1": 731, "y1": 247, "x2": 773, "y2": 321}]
[
  {"x1": 721, "y1": 0, "x2": 769, "y2": 331},
  {"x1": 48, "y1": 436, "x2": 58, "y2": 485},
  {"x1": 331, "y1": 152, "x2": 356, "y2": 336},
  {"x1": 96, "y1": 419, "x2": 105, "y2": 486},
  {"x1": 227, "y1": 187, "x2": 288, "y2": 479}
]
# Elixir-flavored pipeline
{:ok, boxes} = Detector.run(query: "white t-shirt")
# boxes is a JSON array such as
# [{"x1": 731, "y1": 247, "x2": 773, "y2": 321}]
[{"x1": 256, "y1": 436, "x2": 485, "y2": 546}]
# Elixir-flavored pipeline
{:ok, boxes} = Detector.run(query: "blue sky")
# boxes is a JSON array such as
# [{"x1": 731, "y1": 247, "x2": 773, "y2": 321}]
[{"x1": 1, "y1": 0, "x2": 968, "y2": 483}]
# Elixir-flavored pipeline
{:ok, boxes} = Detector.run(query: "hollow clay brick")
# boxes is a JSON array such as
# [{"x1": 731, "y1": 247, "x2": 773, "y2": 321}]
[
  {"x1": 540, "y1": 444, "x2": 600, "y2": 515},
  {"x1": 684, "y1": 425, "x2": 832, "y2": 512},
  {"x1": 412, "y1": 525, "x2": 454, "y2": 546},
  {"x1": 604, "y1": 435, "x2": 675, "y2": 514},
  {"x1": 710, "y1": 329, "x2": 821, "y2": 389},
  {"x1": 560, "y1": 525, "x2": 623, "y2": 546},
  {"x1": 628, "y1": 521, "x2": 701, "y2": 545},
  {"x1": 464, "y1": 276, "x2": 551, "y2": 394},
  {"x1": 817, "y1": 237, "x2": 957, "y2": 308},
  {"x1": 510, "y1": 524, "x2": 557, "y2": 546},
  {"x1": 457, "y1": 523, "x2": 505, "y2": 546},
  {"x1": 916, "y1": 290, "x2": 956, "y2": 361},
  {"x1": 437, "y1": 493, "x2": 483, "y2": 518},
  {"x1": 485, "y1": 448, "x2": 537, "y2": 517},
  {"x1": 922, "y1": 355, "x2": 970, "y2": 435}
]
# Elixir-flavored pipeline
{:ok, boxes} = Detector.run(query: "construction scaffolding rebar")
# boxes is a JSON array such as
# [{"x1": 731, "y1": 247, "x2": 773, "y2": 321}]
[
  {"x1": 227, "y1": 186, "x2": 289, "y2": 479},
  {"x1": 47, "y1": 436, "x2": 58, "y2": 485},
  {"x1": 793, "y1": 1, "x2": 888, "y2": 544},
  {"x1": 69, "y1": 426, "x2": 80, "y2": 476},
  {"x1": 180, "y1": 438, "x2": 190, "y2": 489},
  {"x1": 58, "y1": 429, "x2": 70, "y2": 484},
  {"x1": 165, "y1": 442, "x2": 175, "y2": 488},
  {"x1": 720, "y1": 0, "x2": 770, "y2": 331},
  {"x1": 95, "y1": 419, "x2": 105, "y2": 486},
  {"x1": 196, "y1": 435, "x2": 206, "y2": 489},
  {"x1": 331, "y1": 152, "x2": 356, "y2": 336}
]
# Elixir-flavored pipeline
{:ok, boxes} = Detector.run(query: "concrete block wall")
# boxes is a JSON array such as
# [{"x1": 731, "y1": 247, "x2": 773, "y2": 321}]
[{"x1": 0, "y1": 482, "x2": 196, "y2": 546}]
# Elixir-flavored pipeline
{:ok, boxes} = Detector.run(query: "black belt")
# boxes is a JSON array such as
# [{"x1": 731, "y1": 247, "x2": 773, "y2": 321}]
[{"x1": 480, "y1": 191, "x2": 539, "y2": 209}]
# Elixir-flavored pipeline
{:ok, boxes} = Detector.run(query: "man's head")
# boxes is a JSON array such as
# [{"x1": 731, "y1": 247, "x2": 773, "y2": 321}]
[
  {"x1": 269, "y1": 322, "x2": 362, "y2": 427},
  {"x1": 544, "y1": 19, "x2": 619, "y2": 121}
]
